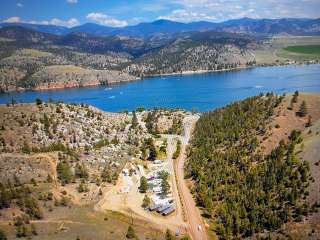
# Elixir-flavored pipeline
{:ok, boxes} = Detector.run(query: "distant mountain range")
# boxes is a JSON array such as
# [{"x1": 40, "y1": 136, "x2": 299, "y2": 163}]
[
  {"x1": 0, "y1": 25, "x2": 255, "y2": 57},
  {"x1": 1, "y1": 18, "x2": 320, "y2": 37}
]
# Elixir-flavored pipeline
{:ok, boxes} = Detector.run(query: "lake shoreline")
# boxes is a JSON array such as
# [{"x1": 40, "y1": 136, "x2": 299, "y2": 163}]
[
  {"x1": 139, "y1": 61, "x2": 319, "y2": 78},
  {"x1": 1, "y1": 64, "x2": 320, "y2": 112},
  {"x1": 2, "y1": 61, "x2": 319, "y2": 94},
  {"x1": 140, "y1": 65, "x2": 253, "y2": 78}
]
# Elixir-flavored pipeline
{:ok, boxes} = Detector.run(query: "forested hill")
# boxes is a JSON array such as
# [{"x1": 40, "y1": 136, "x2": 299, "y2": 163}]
[{"x1": 186, "y1": 93, "x2": 318, "y2": 239}]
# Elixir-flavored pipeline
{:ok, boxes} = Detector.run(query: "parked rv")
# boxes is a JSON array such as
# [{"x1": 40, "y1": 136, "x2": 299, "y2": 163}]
[{"x1": 162, "y1": 206, "x2": 175, "y2": 216}]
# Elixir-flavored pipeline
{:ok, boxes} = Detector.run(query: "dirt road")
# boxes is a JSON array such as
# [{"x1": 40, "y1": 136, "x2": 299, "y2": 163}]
[{"x1": 174, "y1": 115, "x2": 209, "y2": 240}]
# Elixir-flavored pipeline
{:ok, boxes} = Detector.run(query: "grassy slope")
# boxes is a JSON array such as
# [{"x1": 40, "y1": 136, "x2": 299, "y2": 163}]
[{"x1": 0, "y1": 203, "x2": 164, "y2": 240}]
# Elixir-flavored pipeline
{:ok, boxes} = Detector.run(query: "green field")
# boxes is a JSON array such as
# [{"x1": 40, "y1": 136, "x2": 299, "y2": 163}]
[{"x1": 284, "y1": 45, "x2": 320, "y2": 54}]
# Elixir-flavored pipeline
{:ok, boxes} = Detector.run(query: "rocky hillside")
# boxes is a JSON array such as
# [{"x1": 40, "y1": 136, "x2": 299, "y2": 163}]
[
  {"x1": 0, "y1": 27, "x2": 138, "y2": 92},
  {"x1": 0, "y1": 101, "x2": 179, "y2": 239},
  {"x1": 0, "y1": 100, "x2": 190, "y2": 184},
  {"x1": 0, "y1": 102, "x2": 129, "y2": 153}
]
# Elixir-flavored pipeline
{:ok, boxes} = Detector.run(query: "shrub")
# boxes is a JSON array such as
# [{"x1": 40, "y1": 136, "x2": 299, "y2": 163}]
[
  {"x1": 126, "y1": 225, "x2": 136, "y2": 239},
  {"x1": 57, "y1": 161, "x2": 73, "y2": 185},
  {"x1": 142, "y1": 195, "x2": 151, "y2": 208}
]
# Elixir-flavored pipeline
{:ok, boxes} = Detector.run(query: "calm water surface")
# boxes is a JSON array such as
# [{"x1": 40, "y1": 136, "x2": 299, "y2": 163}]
[{"x1": 1, "y1": 64, "x2": 320, "y2": 112}]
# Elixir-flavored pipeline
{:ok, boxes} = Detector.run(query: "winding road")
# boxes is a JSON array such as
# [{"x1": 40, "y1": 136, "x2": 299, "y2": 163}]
[{"x1": 175, "y1": 115, "x2": 209, "y2": 240}]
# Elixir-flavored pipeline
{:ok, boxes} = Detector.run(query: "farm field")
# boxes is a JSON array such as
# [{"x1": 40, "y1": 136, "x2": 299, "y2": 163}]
[
  {"x1": 253, "y1": 36, "x2": 320, "y2": 64},
  {"x1": 284, "y1": 45, "x2": 320, "y2": 54}
]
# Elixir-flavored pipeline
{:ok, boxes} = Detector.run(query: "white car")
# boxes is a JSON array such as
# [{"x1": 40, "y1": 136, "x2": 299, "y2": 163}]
[{"x1": 198, "y1": 225, "x2": 202, "y2": 231}]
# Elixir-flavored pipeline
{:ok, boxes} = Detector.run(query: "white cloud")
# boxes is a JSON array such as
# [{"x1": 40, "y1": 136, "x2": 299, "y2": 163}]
[
  {"x1": 165, "y1": 0, "x2": 320, "y2": 22},
  {"x1": 159, "y1": 9, "x2": 216, "y2": 22},
  {"x1": 2, "y1": 16, "x2": 79, "y2": 27},
  {"x1": 3, "y1": 16, "x2": 21, "y2": 23},
  {"x1": 16, "y1": 3, "x2": 23, "y2": 7},
  {"x1": 66, "y1": 0, "x2": 78, "y2": 3},
  {"x1": 50, "y1": 18, "x2": 79, "y2": 27},
  {"x1": 86, "y1": 12, "x2": 128, "y2": 27}
]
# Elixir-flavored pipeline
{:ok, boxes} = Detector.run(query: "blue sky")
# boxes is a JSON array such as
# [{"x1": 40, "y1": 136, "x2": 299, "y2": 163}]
[{"x1": 1, "y1": 0, "x2": 320, "y2": 27}]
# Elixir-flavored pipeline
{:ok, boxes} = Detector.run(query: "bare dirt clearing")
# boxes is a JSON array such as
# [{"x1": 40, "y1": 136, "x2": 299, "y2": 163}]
[{"x1": 259, "y1": 93, "x2": 320, "y2": 154}]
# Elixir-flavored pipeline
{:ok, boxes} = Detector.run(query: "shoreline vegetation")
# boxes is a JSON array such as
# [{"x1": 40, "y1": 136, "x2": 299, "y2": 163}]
[
  {"x1": 1, "y1": 61, "x2": 319, "y2": 94},
  {"x1": 142, "y1": 60, "x2": 319, "y2": 78}
]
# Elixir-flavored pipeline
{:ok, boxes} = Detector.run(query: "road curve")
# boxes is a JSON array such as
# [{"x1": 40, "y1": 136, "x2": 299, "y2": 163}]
[{"x1": 175, "y1": 115, "x2": 209, "y2": 240}]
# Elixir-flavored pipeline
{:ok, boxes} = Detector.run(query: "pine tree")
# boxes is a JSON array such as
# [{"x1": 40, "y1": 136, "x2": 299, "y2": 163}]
[
  {"x1": 306, "y1": 115, "x2": 312, "y2": 127},
  {"x1": 46, "y1": 174, "x2": 53, "y2": 183},
  {"x1": 181, "y1": 236, "x2": 190, "y2": 240},
  {"x1": 57, "y1": 161, "x2": 73, "y2": 185},
  {"x1": 161, "y1": 179, "x2": 170, "y2": 196},
  {"x1": 101, "y1": 167, "x2": 112, "y2": 183},
  {"x1": 292, "y1": 91, "x2": 299, "y2": 103},
  {"x1": 142, "y1": 195, "x2": 151, "y2": 208},
  {"x1": 140, "y1": 148, "x2": 147, "y2": 160},
  {"x1": 75, "y1": 163, "x2": 89, "y2": 179},
  {"x1": 126, "y1": 225, "x2": 136, "y2": 239},
  {"x1": 77, "y1": 183, "x2": 88, "y2": 193},
  {"x1": 31, "y1": 224, "x2": 37, "y2": 235},
  {"x1": 139, "y1": 176, "x2": 148, "y2": 193},
  {"x1": 0, "y1": 188, "x2": 11, "y2": 209},
  {"x1": 24, "y1": 197, "x2": 43, "y2": 219},
  {"x1": 21, "y1": 141, "x2": 31, "y2": 154},
  {"x1": 16, "y1": 224, "x2": 27, "y2": 238},
  {"x1": 148, "y1": 145, "x2": 157, "y2": 161},
  {"x1": 0, "y1": 229, "x2": 7, "y2": 240},
  {"x1": 131, "y1": 111, "x2": 139, "y2": 129},
  {"x1": 297, "y1": 100, "x2": 307, "y2": 117},
  {"x1": 165, "y1": 229, "x2": 175, "y2": 240}
]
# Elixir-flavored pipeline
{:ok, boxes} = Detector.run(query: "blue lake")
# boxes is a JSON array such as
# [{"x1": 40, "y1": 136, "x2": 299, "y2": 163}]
[{"x1": 1, "y1": 64, "x2": 320, "y2": 112}]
